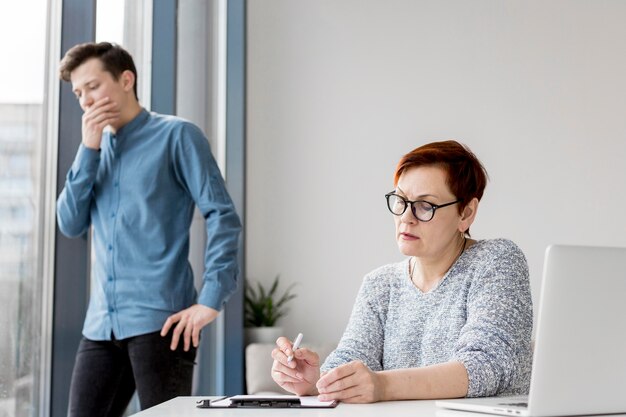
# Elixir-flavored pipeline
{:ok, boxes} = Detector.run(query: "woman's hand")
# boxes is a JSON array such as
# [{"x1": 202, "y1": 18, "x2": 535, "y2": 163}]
[
  {"x1": 271, "y1": 336, "x2": 321, "y2": 396},
  {"x1": 316, "y1": 360, "x2": 385, "y2": 403}
]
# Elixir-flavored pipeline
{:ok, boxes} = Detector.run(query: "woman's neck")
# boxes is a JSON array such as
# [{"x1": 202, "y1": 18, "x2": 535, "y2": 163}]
[{"x1": 411, "y1": 236, "x2": 468, "y2": 292}]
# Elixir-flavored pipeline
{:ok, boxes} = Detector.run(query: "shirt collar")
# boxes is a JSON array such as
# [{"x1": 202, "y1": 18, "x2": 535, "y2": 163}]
[{"x1": 115, "y1": 108, "x2": 150, "y2": 138}]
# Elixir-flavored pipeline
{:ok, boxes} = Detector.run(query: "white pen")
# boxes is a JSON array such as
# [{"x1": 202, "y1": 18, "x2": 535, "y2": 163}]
[{"x1": 287, "y1": 332, "x2": 303, "y2": 363}]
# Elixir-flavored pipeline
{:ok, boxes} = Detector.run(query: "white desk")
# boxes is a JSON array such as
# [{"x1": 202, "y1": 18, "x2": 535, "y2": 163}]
[
  {"x1": 130, "y1": 397, "x2": 626, "y2": 417},
  {"x1": 130, "y1": 396, "x2": 452, "y2": 417}
]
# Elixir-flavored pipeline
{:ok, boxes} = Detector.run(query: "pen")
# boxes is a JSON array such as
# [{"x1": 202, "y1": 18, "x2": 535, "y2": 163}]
[{"x1": 287, "y1": 332, "x2": 303, "y2": 363}]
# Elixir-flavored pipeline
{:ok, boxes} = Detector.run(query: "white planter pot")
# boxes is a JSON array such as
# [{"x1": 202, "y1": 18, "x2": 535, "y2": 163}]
[{"x1": 245, "y1": 326, "x2": 283, "y2": 345}]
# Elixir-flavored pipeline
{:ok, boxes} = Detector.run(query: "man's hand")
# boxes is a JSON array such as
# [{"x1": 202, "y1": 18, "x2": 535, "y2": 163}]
[
  {"x1": 160, "y1": 304, "x2": 220, "y2": 351},
  {"x1": 315, "y1": 360, "x2": 385, "y2": 403},
  {"x1": 82, "y1": 96, "x2": 120, "y2": 149}
]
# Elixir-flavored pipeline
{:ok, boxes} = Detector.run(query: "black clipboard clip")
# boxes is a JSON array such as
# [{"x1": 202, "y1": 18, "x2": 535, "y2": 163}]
[
  {"x1": 196, "y1": 396, "x2": 228, "y2": 408},
  {"x1": 231, "y1": 397, "x2": 302, "y2": 408}
]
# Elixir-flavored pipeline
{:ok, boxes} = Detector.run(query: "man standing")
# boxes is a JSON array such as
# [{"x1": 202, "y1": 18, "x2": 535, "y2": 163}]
[{"x1": 57, "y1": 42, "x2": 241, "y2": 416}]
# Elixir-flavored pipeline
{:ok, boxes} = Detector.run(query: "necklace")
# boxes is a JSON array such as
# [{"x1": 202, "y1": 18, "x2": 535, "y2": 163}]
[{"x1": 410, "y1": 236, "x2": 467, "y2": 286}]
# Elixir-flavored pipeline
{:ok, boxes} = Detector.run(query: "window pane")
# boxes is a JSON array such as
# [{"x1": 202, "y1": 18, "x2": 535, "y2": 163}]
[
  {"x1": 0, "y1": 0, "x2": 48, "y2": 415},
  {"x1": 96, "y1": 0, "x2": 150, "y2": 108}
]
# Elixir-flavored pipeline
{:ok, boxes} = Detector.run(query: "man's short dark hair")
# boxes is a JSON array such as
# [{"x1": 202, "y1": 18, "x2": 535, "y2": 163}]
[{"x1": 59, "y1": 42, "x2": 138, "y2": 99}]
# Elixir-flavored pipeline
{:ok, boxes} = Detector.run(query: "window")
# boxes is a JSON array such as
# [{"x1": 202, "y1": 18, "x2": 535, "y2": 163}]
[
  {"x1": 96, "y1": 0, "x2": 152, "y2": 109},
  {"x1": 0, "y1": 0, "x2": 49, "y2": 415}
]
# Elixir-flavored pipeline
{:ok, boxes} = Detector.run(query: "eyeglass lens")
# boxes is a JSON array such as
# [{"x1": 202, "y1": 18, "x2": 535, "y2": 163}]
[{"x1": 387, "y1": 194, "x2": 435, "y2": 221}]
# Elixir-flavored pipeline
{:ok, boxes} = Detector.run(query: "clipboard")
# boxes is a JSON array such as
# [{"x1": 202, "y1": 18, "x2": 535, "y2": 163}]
[{"x1": 196, "y1": 395, "x2": 338, "y2": 409}]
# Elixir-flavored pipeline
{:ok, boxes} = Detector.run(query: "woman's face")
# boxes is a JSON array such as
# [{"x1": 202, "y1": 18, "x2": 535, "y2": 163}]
[{"x1": 393, "y1": 165, "x2": 467, "y2": 259}]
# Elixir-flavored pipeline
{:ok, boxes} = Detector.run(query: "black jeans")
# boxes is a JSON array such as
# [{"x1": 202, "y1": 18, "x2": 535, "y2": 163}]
[{"x1": 67, "y1": 330, "x2": 196, "y2": 417}]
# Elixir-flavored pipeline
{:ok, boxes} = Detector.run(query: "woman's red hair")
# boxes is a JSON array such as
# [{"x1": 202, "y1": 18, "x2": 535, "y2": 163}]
[{"x1": 394, "y1": 140, "x2": 488, "y2": 215}]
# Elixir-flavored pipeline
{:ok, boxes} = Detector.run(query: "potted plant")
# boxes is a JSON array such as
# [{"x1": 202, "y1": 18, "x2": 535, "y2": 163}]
[{"x1": 244, "y1": 275, "x2": 297, "y2": 344}]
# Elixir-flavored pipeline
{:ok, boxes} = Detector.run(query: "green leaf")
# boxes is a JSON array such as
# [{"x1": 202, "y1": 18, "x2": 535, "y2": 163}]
[{"x1": 243, "y1": 275, "x2": 297, "y2": 328}]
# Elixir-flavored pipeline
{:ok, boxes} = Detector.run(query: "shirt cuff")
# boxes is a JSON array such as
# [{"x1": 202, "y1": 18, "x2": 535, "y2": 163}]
[
  {"x1": 197, "y1": 272, "x2": 238, "y2": 311},
  {"x1": 73, "y1": 143, "x2": 101, "y2": 172}
]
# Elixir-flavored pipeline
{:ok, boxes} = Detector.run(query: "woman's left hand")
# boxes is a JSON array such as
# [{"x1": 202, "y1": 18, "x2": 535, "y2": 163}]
[{"x1": 315, "y1": 360, "x2": 385, "y2": 403}]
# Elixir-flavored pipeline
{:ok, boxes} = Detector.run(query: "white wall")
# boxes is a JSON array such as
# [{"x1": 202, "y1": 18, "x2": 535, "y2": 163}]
[{"x1": 246, "y1": 0, "x2": 626, "y2": 345}]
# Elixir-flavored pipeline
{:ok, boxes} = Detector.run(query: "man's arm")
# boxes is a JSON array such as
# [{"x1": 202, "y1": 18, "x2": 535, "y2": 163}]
[
  {"x1": 161, "y1": 122, "x2": 242, "y2": 350},
  {"x1": 57, "y1": 144, "x2": 100, "y2": 237},
  {"x1": 57, "y1": 96, "x2": 118, "y2": 237}
]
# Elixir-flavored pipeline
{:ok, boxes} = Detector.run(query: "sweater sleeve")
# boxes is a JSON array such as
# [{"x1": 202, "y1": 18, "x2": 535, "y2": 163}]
[
  {"x1": 321, "y1": 270, "x2": 390, "y2": 372},
  {"x1": 451, "y1": 240, "x2": 533, "y2": 397}
]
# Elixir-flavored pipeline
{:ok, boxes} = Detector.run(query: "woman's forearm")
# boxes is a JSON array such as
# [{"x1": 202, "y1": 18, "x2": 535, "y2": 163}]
[{"x1": 378, "y1": 361, "x2": 469, "y2": 401}]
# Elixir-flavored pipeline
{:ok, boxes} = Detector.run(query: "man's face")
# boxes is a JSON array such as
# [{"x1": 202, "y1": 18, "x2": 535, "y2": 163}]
[{"x1": 70, "y1": 57, "x2": 127, "y2": 114}]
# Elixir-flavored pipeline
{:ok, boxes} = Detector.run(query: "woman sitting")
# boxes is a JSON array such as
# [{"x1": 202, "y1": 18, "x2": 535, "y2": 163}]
[{"x1": 271, "y1": 140, "x2": 533, "y2": 403}]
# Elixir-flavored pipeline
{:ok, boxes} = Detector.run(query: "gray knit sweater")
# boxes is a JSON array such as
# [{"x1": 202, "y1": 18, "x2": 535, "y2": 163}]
[{"x1": 321, "y1": 239, "x2": 533, "y2": 397}]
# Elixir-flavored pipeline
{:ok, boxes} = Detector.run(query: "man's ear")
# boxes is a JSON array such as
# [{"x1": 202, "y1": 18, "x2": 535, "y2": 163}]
[
  {"x1": 459, "y1": 197, "x2": 479, "y2": 233},
  {"x1": 120, "y1": 70, "x2": 135, "y2": 93}
]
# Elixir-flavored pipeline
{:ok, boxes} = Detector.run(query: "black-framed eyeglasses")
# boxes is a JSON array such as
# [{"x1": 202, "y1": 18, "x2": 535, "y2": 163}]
[{"x1": 385, "y1": 192, "x2": 460, "y2": 222}]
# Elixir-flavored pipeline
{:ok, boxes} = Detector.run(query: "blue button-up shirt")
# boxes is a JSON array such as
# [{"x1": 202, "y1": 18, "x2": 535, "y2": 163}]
[{"x1": 57, "y1": 109, "x2": 241, "y2": 340}]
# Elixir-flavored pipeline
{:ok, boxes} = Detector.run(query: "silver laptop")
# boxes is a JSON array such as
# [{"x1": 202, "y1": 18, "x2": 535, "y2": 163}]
[{"x1": 437, "y1": 244, "x2": 626, "y2": 417}]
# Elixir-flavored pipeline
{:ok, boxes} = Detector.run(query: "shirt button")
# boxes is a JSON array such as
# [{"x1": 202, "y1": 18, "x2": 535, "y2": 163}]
[
  {"x1": 111, "y1": 212, "x2": 116, "y2": 218},
  {"x1": 114, "y1": 181, "x2": 119, "y2": 187},
  {"x1": 108, "y1": 276, "x2": 113, "y2": 282},
  {"x1": 108, "y1": 307, "x2": 115, "y2": 313},
  {"x1": 108, "y1": 245, "x2": 113, "y2": 251}
]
